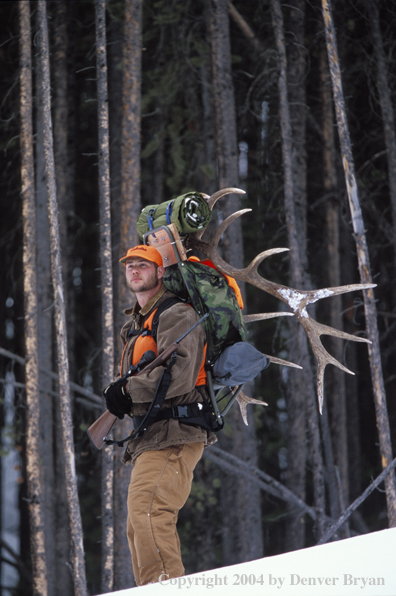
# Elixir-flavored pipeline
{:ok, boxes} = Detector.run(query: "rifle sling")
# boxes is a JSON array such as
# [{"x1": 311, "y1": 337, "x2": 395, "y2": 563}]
[{"x1": 104, "y1": 352, "x2": 177, "y2": 447}]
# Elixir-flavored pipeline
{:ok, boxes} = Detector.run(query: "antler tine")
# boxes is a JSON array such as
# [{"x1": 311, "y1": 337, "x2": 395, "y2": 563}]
[
  {"x1": 246, "y1": 247, "x2": 290, "y2": 275},
  {"x1": 236, "y1": 391, "x2": 268, "y2": 426},
  {"x1": 316, "y1": 357, "x2": 353, "y2": 414},
  {"x1": 208, "y1": 187, "x2": 246, "y2": 211},
  {"x1": 300, "y1": 314, "x2": 368, "y2": 412},
  {"x1": 265, "y1": 354, "x2": 302, "y2": 369},
  {"x1": 244, "y1": 312, "x2": 294, "y2": 323},
  {"x1": 317, "y1": 364, "x2": 326, "y2": 415},
  {"x1": 211, "y1": 208, "x2": 252, "y2": 246},
  {"x1": 205, "y1": 209, "x2": 291, "y2": 278},
  {"x1": 308, "y1": 318, "x2": 371, "y2": 344},
  {"x1": 193, "y1": 190, "x2": 246, "y2": 241}
]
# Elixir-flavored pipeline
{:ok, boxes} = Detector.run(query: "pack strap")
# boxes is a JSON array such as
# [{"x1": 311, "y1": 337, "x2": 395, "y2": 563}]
[
  {"x1": 132, "y1": 391, "x2": 223, "y2": 433},
  {"x1": 127, "y1": 296, "x2": 183, "y2": 339},
  {"x1": 104, "y1": 352, "x2": 178, "y2": 447},
  {"x1": 147, "y1": 207, "x2": 156, "y2": 231},
  {"x1": 133, "y1": 403, "x2": 222, "y2": 432},
  {"x1": 166, "y1": 200, "x2": 174, "y2": 225}
]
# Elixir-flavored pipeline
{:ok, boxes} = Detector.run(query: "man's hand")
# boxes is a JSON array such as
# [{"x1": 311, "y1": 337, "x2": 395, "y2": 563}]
[{"x1": 103, "y1": 380, "x2": 131, "y2": 419}]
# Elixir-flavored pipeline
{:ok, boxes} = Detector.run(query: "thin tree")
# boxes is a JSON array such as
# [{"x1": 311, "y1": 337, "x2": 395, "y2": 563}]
[
  {"x1": 366, "y1": 1, "x2": 396, "y2": 235},
  {"x1": 33, "y1": 3, "x2": 58, "y2": 593},
  {"x1": 320, "y1": 44, "x2": 349, "y2": 528},
  {"x1": 321, "y1": 0, "x2": 396, "y2": 526},
  {"x1": 19, "y1": 2, "x2": 48, "y2": 593},
  {"x1": 208, "y1": 0, "x2": 263, "y2": 563},
  {"x1": 366, "y1": 1, "x2": 396, "y2": 296},
  {"x1": 115, "y1": 0, "x2": 143, "y2": 587},
  {"x1": 269, "y1": 0, "x2": 327, "y2": 538},
  {"x1": 37, "y1": 1, "x2": 88, "y2": 594},
  {"x1": 52, "y1": 3, "x2": 74, "y2": 591},
  {"x1": 95, "y1": 0, "x2": 115, "y2": 591},
  {"x1": 119, "y1": 0, "x2": 142, "y2": 310}
]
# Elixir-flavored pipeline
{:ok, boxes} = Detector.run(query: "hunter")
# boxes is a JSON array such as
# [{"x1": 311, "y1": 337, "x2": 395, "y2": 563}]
[{"x1": 104, "y1": 244, "x2": 216, "y2": 586}]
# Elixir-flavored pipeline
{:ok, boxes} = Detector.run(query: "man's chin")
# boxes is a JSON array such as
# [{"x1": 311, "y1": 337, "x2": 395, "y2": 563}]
[
  {"x1": 128, "y1": 282, "x2": 158, "y2": 293},
  {"x1": 128, "y1": 282, "x2": 143, "y2": 292}
]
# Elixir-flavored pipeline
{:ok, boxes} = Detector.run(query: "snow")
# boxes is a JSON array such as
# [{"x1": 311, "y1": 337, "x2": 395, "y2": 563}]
[
  {"x1": 277, "y1": 288, "x2": 335, "y2": 319},
  {"x1": 98, "y1": 527, "x2": 396, "y2": 596}
]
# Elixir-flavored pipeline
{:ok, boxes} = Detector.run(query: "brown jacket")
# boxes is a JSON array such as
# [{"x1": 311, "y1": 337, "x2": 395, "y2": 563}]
[{"x1": 120, "y1": 284, "x2": 216, "y2": 464}]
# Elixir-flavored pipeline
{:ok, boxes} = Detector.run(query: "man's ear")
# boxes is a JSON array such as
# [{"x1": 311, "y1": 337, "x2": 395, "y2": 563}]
[{"x1": 157, "y1": 265, "x2": 165, "y2": 280}]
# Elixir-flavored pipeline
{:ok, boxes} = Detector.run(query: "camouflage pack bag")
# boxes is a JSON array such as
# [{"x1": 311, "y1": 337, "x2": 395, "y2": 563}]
[{"x1": 163, "y1": 259, "x2": 246, "y2": 365}]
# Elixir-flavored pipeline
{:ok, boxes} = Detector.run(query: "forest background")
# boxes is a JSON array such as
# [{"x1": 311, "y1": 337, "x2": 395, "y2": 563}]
[{"x1": 0, "y1": 0, "x2": 395, "y2": 595}]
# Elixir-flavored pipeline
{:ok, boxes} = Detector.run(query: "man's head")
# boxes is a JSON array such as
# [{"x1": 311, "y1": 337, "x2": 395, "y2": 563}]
[
  {"x1": 119, "y1": 245, "x2": 163, "y2": 268},
  {"x1": 120, "y1": 245, "x2": 165, "y2": 305}
]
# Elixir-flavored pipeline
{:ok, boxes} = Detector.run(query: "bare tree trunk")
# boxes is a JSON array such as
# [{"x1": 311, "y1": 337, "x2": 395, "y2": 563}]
[
  {"x1": 119, "y1": 0, "x2": 142, "y2": 312},
  {"x1": 33, "y1": 6, "x2": 58, "y2": 593},
  {"x1": 283, "y1": 0, "x2": 309, "y2": 549},
  {"x1": 37, "y1": 2, "x2": 88, "y2": 593},
  {"x1": 209, "y1": 0, "x2": 243, "y2": 268},
  {"x1": 270, "y1": 0, "x2": 327, "y2": 540},
  {"x1": 19, "y1": 3, "x2": 48, "y2": 593},
  {"x1": 52, "y1": 4, "x2": 74, "y2": 592},
  {"x1": 320, "y1": 45, "x2": 349, "y2": 527},
  {"x1": 321, "y1": 0, "x2": 396, "y2": 527},
  {"x1": 208, "y1": 0, "x2": 263, "y2": 564},
  {"x1": 199, "y1": 56, "x2": 216, "y2": 197},
  {"x1": 95, "y1": 1, "x2": 115, "y2": 591},
  {"x1": 366, "y1": 1, "x2": 396, "y2": 255},
  {"x1": 114, "y1": 0, "x2": 143, "y2": 588},
  {"x1": 53, "y1": 1, "x2": 71, "y2": 308},
  {"x1": 108, "y1": 6, "x2": 124, "y2": 334}
]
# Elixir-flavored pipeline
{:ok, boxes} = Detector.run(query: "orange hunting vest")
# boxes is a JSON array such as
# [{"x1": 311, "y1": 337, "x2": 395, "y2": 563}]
[{"x1": 129, "y1": 304, "x2": 207, "y2": 387}]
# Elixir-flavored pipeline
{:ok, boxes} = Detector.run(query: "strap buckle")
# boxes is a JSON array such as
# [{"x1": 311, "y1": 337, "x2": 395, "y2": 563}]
[{"x1": 172, "y1": 405, "x2": 189, "y2": 418}]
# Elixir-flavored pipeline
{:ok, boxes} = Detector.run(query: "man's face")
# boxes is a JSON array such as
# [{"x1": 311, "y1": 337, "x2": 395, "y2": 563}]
[{"x1": 125, "y1": 257, "x2": 161, "y2": 294}]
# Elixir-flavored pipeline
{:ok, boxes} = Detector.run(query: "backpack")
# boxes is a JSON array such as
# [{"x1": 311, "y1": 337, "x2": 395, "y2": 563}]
[
  {"x1": 162, "y1": 258, "x2": 247, "y2": 366},
  {"x1": 136, "y1": 196, "x2": 270, "y2": 430}
]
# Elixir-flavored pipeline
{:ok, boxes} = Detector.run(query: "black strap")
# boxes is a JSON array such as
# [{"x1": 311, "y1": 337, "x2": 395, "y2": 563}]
[
  {"x1": 104, "y1": 352, "x2": 178, "y2": 447},
  {"x1": 133, "y1": 400, "x2": 223, "y2": 433},
  {"x1": 133, "y1": 352, "x2": 177, "y2": 437},
  {"x1": 127, "y1": 296, "x2": 183, "y2": 339}
]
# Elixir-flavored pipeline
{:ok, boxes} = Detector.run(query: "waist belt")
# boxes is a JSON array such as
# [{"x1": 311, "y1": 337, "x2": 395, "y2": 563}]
[{"x1": 133, "y1": 401, "x2": 221, "y2": 433}]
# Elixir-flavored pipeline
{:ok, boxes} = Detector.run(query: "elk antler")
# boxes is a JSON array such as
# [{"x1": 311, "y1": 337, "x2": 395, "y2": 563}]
[
  {"x1": 237, "y1": 391, "x2": 268, "y2": 426},
  {"x1": 191, "y1": 188, "x2": 375, "y2": 413}
]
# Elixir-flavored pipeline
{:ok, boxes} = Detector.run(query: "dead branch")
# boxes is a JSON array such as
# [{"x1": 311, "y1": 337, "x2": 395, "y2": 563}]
[{"x1": 317, "y1": 456, "x2": 396, "y2": 545}]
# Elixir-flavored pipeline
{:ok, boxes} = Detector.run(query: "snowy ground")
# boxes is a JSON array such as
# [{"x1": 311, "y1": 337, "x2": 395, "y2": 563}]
[{"x1": 99, "y1": 527, "x2": 396, "y2": 596}]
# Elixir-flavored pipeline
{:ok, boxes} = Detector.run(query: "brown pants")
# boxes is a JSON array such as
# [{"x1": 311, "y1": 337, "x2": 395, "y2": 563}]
[{"x1": 127, "y1": 442, "x2": 204, "y2": 586}]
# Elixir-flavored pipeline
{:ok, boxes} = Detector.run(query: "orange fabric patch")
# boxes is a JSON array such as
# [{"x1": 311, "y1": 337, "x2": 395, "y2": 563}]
[
  {"x1": 132, "y1": 310, "x2": 158, "y2": 365},
  {"x1": 188, "y1": 256, "x2": 244, "y2": 309}
]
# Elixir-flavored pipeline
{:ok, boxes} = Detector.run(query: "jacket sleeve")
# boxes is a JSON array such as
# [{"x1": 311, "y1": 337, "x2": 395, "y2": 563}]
[{"x1": 126, "y1": 303, "x2": 205, "y2": 404}]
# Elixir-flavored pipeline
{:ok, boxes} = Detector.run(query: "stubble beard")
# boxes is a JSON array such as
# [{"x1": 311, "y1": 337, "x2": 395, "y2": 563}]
[{"x1": 127, "y1": 269, "x2": 159, "y2": 294}]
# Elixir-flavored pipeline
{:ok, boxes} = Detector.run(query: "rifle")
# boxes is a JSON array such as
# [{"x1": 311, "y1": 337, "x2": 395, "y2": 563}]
[{"x1": 87, "y1": 312, "x2": 209, "y2": 450}]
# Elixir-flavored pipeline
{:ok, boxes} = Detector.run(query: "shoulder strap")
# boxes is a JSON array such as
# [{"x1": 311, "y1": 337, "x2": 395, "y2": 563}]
[
  {"x1": 127, "y1": 296, "x2": 183, "y2": 340},
  {"x1": 149, "y1": 296, "x2": 184, "y2": 339}
]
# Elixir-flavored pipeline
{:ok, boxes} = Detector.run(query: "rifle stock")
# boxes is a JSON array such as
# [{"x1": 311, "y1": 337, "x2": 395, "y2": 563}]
[
  {"x1": 87, "y1": 410, "x2": 118, "y2": 451},
  {"x1": 87, "y1": 342, "x2": 180, "y2": 450}
]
